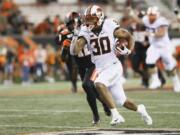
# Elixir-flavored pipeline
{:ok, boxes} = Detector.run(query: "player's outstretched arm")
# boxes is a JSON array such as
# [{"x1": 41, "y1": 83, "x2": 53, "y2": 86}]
[
  {"x1": 154, "y1": 26, "x2": 166, "y2": 38},
  {"x1": 114, "y1": 28, "x2": 135, "y2": 51},
  {"x1": 73, "y1": 37, "x2": 86, "y2": 55}
]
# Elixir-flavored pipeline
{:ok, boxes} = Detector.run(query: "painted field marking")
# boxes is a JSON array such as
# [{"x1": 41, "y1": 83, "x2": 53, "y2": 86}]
[
  {"x1": 0, "y1": 98, "x2": 179, "y2": 103},
  {"x1": 24, "y1": 128, "x2": 180, "y2": 135},
  {"x1": 0, "y1": 124, "x2": 94, "y2": 129},
  {"x1": 0, "y1": 110, "x2": 180, "y2": 116}
]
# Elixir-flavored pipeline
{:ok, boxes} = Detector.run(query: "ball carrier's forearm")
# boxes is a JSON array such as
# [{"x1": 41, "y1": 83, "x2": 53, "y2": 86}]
[{"x1": 73, "y1": 37, "x2": 86, "y2": 55}]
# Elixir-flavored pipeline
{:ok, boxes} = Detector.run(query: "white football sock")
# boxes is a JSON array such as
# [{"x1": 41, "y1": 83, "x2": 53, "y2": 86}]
[
  {"x1": 110, "y1": 108, "x2": 119, "y2": 118},
  {"x1": 151, "y1": 72, "x2": 159, "y2": 81},
  {"x1": 137, "y1": 104, "x2": 146, "y2": 115},
  {"x1": 172, "y1": 74, "x2": 179, "y2": 83}
]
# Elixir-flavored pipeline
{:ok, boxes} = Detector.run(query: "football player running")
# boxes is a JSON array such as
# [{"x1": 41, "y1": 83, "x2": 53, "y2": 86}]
[
  {"x1": 55, "y1": 23, "x2": 78, "y2": 93},
  {"x1": 142, "y1": 6, "x2": 180, "y2": 92},
  {"x1": 55, "y1": 12, "x2": 111, "y2": 125},
  {"x1": 72, "y1": 5, "x2": 152, "y2": 125}
]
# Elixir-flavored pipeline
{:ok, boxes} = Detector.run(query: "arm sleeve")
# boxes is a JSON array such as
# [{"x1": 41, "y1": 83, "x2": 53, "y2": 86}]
[
  {"x1": 106, "y1": 19, "x2": 120, "y2": 35},
  {"x1": 110, "y1": 19, "x2": 120, "y2": 32}
]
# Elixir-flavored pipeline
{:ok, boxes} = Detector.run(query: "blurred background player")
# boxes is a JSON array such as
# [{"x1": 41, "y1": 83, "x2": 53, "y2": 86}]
[
  {"x1": 55, "y1": 22, "x2": 78, "y2": 93},
  {"x1": 55, "y1": 12, "x2": 110, "y2": 124},
  {"x1": 131, "y1": 20, "x2": 149, "y2": 87},
  {"x1": 73, "y1": 5, "x2": 152, "y2": 126},
  {"x1": 45, "y1": 44, "x2": 56, "y2": 83},
  {"x1": 34, "y1": 44, "x2": 47, "y2": 81},
  {"x1": 0, "y1": 45, "x2": 7, "y2": 83},
  {"x1": 142, "y1": 6, "x2": 180, "y2": 92},
  {"x1": 131, "y1": 12, "x2": 166, "y2": 88}
]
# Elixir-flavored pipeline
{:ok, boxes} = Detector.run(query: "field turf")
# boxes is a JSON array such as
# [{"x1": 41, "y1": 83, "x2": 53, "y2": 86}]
[{"x1": 0, "y1": 79, "x2": 180, "y2": 135}]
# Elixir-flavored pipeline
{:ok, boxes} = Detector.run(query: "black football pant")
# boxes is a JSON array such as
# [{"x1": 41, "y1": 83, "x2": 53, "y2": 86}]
[
  {"x1": 78, "y1": 66, "x2": 107, "y2": 120},
  {"x1": 66, "y1": 56, "x2": 78, "y2": 93},
  {"x1": 131, "y1": 51, "x2": 149, "y2": 87}
]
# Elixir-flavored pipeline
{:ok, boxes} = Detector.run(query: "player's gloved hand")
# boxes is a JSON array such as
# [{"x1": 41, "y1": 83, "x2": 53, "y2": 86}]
[
  {"x1": 62, "y1": 39, "x2": 71, "y2": 47},
  {"x1": 115, "y1": 44, "x2": 131, "y2": 55}
]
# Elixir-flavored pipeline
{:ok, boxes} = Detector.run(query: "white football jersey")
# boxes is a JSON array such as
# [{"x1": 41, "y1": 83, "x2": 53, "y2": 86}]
[
  {"x1": 77, "y1": 44, "x2": 91, "y2": 57},
  {"x1": 79, "y1": 18, "x2": 120, "y2": 70},
  {"x1": 70, "y1": 36, "x2": 91, "y2": 57},
  {"x1": 142, "y1": 15, "x2": 171, "y2": 47}
]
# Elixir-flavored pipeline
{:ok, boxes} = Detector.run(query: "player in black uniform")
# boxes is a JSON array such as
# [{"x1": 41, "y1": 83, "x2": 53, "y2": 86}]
[
  {"x1": 131, "y1": 22, "x2": 149, "y2": 87},
  {"x1": 55, "y1": 24, "x2": 78, "y2": 93},
  {"x1": 55, "y1": 12, "x2": 110, "y2": 124}
]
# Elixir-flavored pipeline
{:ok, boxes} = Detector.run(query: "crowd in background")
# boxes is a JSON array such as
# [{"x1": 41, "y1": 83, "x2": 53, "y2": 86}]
[
  {"x1": 0, "y1": 0, "x2": 180, "y2": 85},
  {"x1": 0, "y1": 0, "x2": 67, "y2": 85},
  {"x1": 0, "y1": 36, "x2": 69, "y2": 85},
  {"x1": 0, "y1": 0, "x2": 63, "y2": 35}
]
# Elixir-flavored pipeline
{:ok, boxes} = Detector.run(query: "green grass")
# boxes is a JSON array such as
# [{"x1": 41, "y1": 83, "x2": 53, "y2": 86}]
[{"x1": 0, "y1": 79, "x2": 180, "y2": 135}]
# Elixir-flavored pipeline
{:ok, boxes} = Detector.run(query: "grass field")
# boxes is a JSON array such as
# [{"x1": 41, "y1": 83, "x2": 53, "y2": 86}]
[{"x1": 0, "y1": 79, "x2": 180, "y2": 135}]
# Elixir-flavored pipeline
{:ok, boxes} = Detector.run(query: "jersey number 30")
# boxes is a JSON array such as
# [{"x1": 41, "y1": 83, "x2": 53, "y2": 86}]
[{"x1": 90, "y1": 37, "x2": 111, "y2": 56}]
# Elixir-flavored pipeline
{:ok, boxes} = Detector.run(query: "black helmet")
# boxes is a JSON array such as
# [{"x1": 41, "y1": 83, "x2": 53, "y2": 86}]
[{"x1": 64, "y1": 12, "x2": 81, "y2": 32}]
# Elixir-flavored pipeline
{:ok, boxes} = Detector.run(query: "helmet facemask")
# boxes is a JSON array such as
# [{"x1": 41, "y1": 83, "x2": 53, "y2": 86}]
[
  {"x1": 84, "y1": 5, "x2": 104, "y2": 31},
  {"x1": 84, "y1": 14, "x2": 99, "y2": 31}
]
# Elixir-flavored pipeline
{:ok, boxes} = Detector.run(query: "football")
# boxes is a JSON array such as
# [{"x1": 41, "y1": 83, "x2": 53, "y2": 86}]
[
  {"x1": 115, "y1": 38, "x2": 131, "y2": 56},
  {"x1": 116, "y1": 38, "x2": 128, "y2": 49}
]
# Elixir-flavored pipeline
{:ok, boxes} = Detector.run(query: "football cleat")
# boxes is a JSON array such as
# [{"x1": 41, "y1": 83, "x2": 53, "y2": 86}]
[
  {"x1": 138, "y1": 104, "x2": 153, "y2": 125},
  {"x1": 172, "y1": 75, "x2": 180, "y2": 93},
  {"x1": 149, "y1": 75, "x2": 161, "y2": 89},
  {"x1": 92, "y1": 116, "x2": 100, "y2": 125},
  {"x1": 110, "y1": 114, "x2": 125, "y2": 126},
  {"x1": 174, "y1": 84, "x2": 180, "y2": 93}
]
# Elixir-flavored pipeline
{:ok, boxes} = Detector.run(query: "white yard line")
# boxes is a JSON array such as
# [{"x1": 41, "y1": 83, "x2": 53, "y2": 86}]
[
  {"x1": 0, "y1": 124, "x2": 93, "y2": 129},
  {"x1": 0, "y1": 109, "x2": 179, "y2": 115},
  {"x1": 21, "y1": 128, "x2": 180, "y2": 135},
  {"x1": 134, "y1": 99, "x2": 180, "y2": 103},
  {"x1": 0, "y1": 109, "x2": 80, "y2": 113},
  {"x1": 0, "y1": 98, "x2": 180, "y2": 103},
  {"x1": 0, "y1": 114, "x2": 27, "y2": 117},
  {"x1": 0, "y1": 124, "x2": 180, "y2": 131}
]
